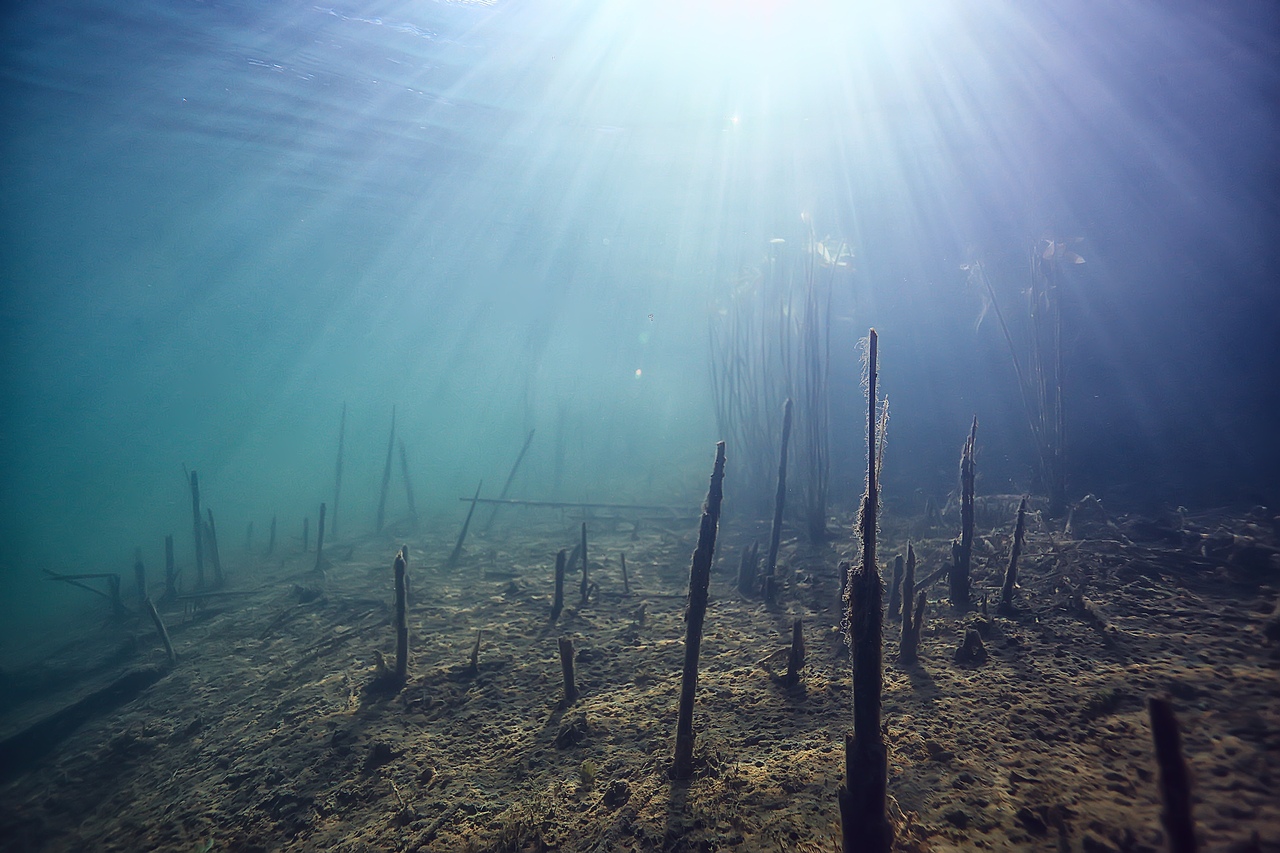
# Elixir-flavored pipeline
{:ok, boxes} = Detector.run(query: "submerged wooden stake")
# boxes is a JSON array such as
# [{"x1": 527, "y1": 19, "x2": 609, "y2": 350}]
[
  {"x1": 376, "y1": 407, "x2": 396, "y2": 534},
  {"x1": 670, "y1": 440, "x2": 727, "y2": 782},
  {"x1": 888, "y1": 554, "x2": 904, "y2": 619},
  {"x1": 145, "y1": 598, "x2": 177, "y2": 663},
  {"x1": 447, "y1": 481, "x2": 483, "y2": 568},
  {"x1": 267, "y1": 514, "x2": 277, "y2": 557},
  {"x1": 163, "y1": 534, "x2": 176, "y2": 603},
  {"x1": 737, "y1": 540, "x2": 760, "y2": 596},
  {"x1": 550, "y1": 549, "x2": 567, "y2": 623},
  {"x1": 398, "y1": 439, "x2": 418, "y2": 529},
  {"x1": 840, "y1": 328, "x2": 893, "y2": 853},
  {"x1": 206, "y1": 508, "x2": 224, "y2": 588},
  {"x1": 899, "y1": 543, "x2": 926, "y2": 665},
  {"x1": 950, "y1": 416, "x2": 977, "y2": 611},
  {"x1": 558, "y1": 636, "x2": 578, "y2": 704},
  {"x1": 394, "y1": 546, "x2": 408, "y2": 683},
  {"x1": 333, "y1": 402, "x2": 346, "y2": 538},
  {"x1": 764, "y1": 397, "x2": 793, "y2": 605},
  {"x1": 189, "y1": 471, "x2": 205, "y2": 590},
  {"x1": 579, "y1": 522, "x2": 589, "y2": 605},
  {"x1": 483, "y1": 428, "x2": 536, "y2": 532},
  {"x1": 314, "y1": 502, "x2": 327, "y2": 573},
  {"x1": 785, "y1": 618, "x2": 805, "y2": 687},
  {"x1": 998, "y1": 497, "x2": 1029, "y2": 616}
]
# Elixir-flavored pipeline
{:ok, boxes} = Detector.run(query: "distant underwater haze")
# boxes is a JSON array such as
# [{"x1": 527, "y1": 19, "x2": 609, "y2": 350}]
[{"x1": 0, "y1": 0, "x2": 1277, "y2": 640}]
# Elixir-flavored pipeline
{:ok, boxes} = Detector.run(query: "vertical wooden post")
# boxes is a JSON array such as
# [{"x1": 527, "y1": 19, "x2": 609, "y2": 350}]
[
  {"x1": 558, "y1": 636, "x2": 578, "y2": 704},
  {"x1": 190, "y1": 471, "x2": 205, "y2": 590},
  {"x1": 394, "y1": 546, "x2": 409, "y2": 683},
  {"x1": 670, "y1": 441, "x2": 727, "y2": 782},
  {"x1": 763, "y1": 398, "x2": 793, "y2": 604}
]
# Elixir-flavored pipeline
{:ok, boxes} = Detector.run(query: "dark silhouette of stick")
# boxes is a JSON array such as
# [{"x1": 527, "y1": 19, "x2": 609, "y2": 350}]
[
  {"x1": 314, "y1": 503, "x2": 327, "y2": 573},
  {"x1": 189, "y1": 471, "x2": 205, "y2": 590},
  {"x1": 558, "y1": 637, "x2": 578, "y2": 704},
  {"x1": 333, "y1": 403, "x2": 346, "y2": 538},
  {"x1": 394, "y1": 546, "x2": 409, "y2": 683},
  {"x1": 447, "y1": 481, "x2": 483, "y2": 568},
  {"x1": 764, "y1": 398, "x2": 793, "y2": 604},
  {"x1": 899, "y1": 543, "x2": 926, "y2": 665},
  {"x1": 484, "y1": 429, "x2": 536, "y2": 532},
  {"x1": 205, "y1": 508, "x2": 224, "y2": 588},
  {"x1": 550, "y1": 549, "x2": 567, "y2": 622},
  {"x1": 998, "y1": 497, "x2": 1029, "y2": 616},
  {"x1": 579, "y1": 522, "x2": 589, "y2": 605},
  {"x1": 376, "y1": 407, "x2": 396, "y2": 534},
  {"x1": 670, "y1": 441, "x2": 726, "y2": 782},
  {"x1": 950, "y1": 416, "x2": 977, "y2": 611},
  {"x1": 399, "y1": 439, "x2": 418, "y2": 529},
  {"x1": 145, "y1": 598, "x2": 176, "y2": 663}
]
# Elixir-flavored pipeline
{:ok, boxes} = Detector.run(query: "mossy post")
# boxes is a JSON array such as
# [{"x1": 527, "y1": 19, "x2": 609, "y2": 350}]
[
  {"x1": 763, "y1": 398, "x2": 793, "y2": 605},
  {"x1": 550, "y1": 548, "x2": 567, "y2": 623},
  {"x1": 899, "y1": 543, "x2": 926, "y2": 665},
  {"x1": 376, "y1": 406, "x2": 396, "y2": 534},
  {"x1": 394, "y1": 546, "x2": 409, "y2": 683},
  {"x1": 189, "y1": 470, "x2": 205, "y2": 590},
  {"x1": 950, "y1": 416, "x2": 977, "y2": 611},
  {"x1": 840, "y1": 328, "x2": 893, "y2": 853},
  {"x1": 998, "y1": 497, "x2": 1029, "y2": 616},
  {"x1": 1149, "y1": 698, "x2": 1197, "y2": 853},
  {"x1": 670, "y1": 440, "x2": 727, "y2": 782}
]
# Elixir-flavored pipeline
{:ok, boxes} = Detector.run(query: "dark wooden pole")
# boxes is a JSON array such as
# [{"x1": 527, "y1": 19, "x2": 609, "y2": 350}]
[
  {"x1": 206, "y1": 508, "x2": 224, "y2": 588},
  {"x1": 950, "y1": 416, "x2": 977, "y2": 610},
  {"x1": 840, "y1": 328, "x2": 893, "y2": 853},
  {"x1": 189, "y1": 471, "x2": 205, "y2": 590},
  {"x1": 314, "y1": 502, "x2": 327, "y2": 573},
  {"x1": 394, "y1": 546, "x2": 409, "y2": 683},
  {"x1": 551, "y1": 549, "x2": 567, "y2": 622},
  {"x1": 558, "y1": 636, "x2": 578, "y2": 704},
  {"x1": 447, "y1": 481, "x2": 483, "y2": 568},
  {"x1": 333, "y1": 402, "x2": 346, "y2": 537},
  {"x1": 579, "y1": 522, "x2": 589, "y2": 604},
  {"x1": 763, "y1": 397, "x2": 793, "y2": 604},
  {"x1": 376, "y1": 406, "x2": 396, "y2": 534},
  {"x1": 670, "y1": 440, "x2": 727, "y2": 781},
  {"x1": 998, "y1": 497, "x2": 1029, "y2": 616},
  {"x1": 483, "y1": 428, "x2": 536, "y2": 532}
]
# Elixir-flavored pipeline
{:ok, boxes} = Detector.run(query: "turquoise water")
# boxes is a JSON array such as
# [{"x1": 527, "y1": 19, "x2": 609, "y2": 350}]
[{"x1": 1, "y1": 0, "x2": 1276, "y2": 642}]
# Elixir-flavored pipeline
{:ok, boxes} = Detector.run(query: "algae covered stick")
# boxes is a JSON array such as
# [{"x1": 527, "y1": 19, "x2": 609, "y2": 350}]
[
  {"x1": 333, "y1": 402, "x2": 345, "y2": 538},
  {"x1": 840, "y1": 327, "x2": 893, "y2": 853},
  {"x1": 376, "y1": 406, "x2": 396, "y2": 534},
  {"x1": 763, "y1": 397, "x2": 793, "y2": 604},
  {"x1": 483, "y1": 428, "x2": 536, "y2": 532},
  {"x1": 446, "y1": 480, "x2": 483, "y2": 568},
  {"x1": 899, "y1": 543, "x2": 926, "y2": 665},
  {"x1": 189, "y1": 470, "x2": 205, "y2": 590},
  {"x1": 670, "y1": 440, "x2": 726, "y2": 781}
]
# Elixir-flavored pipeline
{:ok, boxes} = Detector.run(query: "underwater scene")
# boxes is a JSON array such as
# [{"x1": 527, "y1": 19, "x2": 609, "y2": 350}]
[{"x1": 1, "y1": 0, "x2": 1277, "y2": 850}]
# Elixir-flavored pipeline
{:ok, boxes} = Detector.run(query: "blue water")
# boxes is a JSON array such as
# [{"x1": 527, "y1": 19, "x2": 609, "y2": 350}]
[{"x1": 1, "y1": 0, "x2": 1277, "y2": 641}]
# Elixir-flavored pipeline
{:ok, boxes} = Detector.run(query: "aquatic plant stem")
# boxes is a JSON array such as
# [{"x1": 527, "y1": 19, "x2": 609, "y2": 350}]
[{"x1": 670, "y1": 441, "x2": 727, "y2": 782}]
